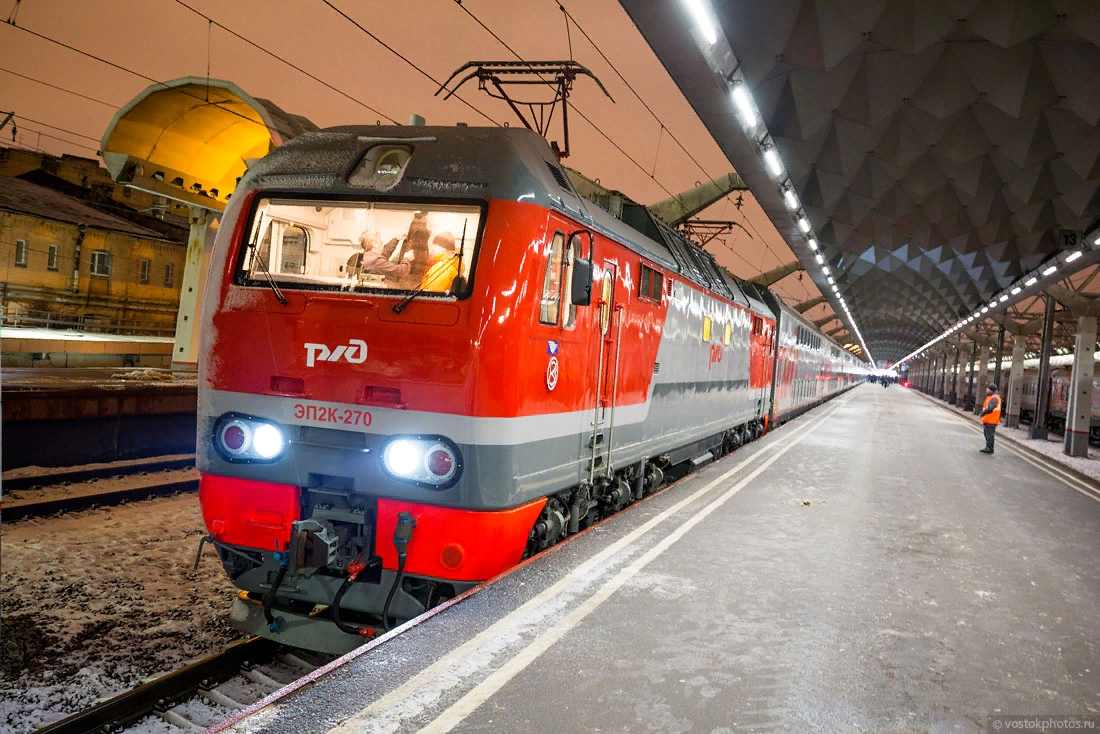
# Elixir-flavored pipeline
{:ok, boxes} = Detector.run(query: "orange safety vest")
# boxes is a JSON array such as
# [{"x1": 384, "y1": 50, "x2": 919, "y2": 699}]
[{"x1": 981, "y1": 394, "x2": 1001, "y2": 425}]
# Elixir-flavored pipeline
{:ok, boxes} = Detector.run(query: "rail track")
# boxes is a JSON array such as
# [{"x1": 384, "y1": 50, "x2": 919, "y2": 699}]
[
  {"x1": 34, "y1": 637, "x2": 334, "y2": 734},
  {"x1": 3, "y1": 455, "x2": 199, "y2": 521}
]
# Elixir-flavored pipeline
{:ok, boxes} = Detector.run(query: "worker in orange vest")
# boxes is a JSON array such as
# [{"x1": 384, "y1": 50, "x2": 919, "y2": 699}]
[{"x1": 979, "y1": 382, "x2": 1001, "y2": 454}]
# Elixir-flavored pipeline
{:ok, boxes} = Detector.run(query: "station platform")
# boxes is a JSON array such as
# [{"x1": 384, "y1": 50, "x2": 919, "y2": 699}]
[
  {"x1": 1, "y1": 326, "x2": 174, "y2": 369},
  {"x1": 209, "y1": 384, "x2": 1100, "y2": 734}
]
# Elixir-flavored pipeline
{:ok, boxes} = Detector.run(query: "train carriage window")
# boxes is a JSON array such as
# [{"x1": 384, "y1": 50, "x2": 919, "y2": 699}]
[
  {"x1": 539, "y1": 232, "x2": 566, "y2": 325},
  {"x1": 238, "y1": 199, "x2": 482, "y2": 297}
]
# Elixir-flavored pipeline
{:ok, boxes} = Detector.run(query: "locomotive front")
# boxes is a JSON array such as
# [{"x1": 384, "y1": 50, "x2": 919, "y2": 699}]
[{"x1": 196, "y1": 128, "x2": 551, "y2": 650}]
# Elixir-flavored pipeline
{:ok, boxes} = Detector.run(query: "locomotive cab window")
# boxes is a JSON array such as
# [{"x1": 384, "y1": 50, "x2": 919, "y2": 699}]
[
  {"x1": 238, "y1": 198, "x2": 482, "y2": 297},
  {"x1": 539, "y1": 232, "x2": 565, "y2": 326},
  {"x1": 540, "y1": 232, "x2": 581, "y2": 329}
]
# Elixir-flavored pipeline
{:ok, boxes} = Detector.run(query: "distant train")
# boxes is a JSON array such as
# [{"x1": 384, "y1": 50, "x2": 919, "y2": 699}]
[{"x1": 195, "y1": 126, "x2": 863, "y2": 650}]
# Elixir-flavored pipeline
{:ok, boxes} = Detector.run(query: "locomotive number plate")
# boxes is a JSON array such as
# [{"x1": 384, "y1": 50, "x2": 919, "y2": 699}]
[{"x1": 293, "y1": 403, "x2": 373, "y2": 427}]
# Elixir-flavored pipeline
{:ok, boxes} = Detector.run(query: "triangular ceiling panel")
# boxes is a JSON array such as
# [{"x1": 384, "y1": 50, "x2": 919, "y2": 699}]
[{"x1": 621, "y1": 0, "x2": 1100, "y2": 360}]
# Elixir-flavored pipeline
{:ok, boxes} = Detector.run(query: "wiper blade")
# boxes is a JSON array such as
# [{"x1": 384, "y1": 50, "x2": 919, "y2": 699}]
[
  {"x1": 392, "y1": 252, "x2": 459, "y2": 314},
  {"x1": 254, "y1": 250, "x2": 288, "y2": 306}
]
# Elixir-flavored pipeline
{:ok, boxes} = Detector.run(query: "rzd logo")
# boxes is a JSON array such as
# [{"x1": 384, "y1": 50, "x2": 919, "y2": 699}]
[{"x1": 304, "y1": 339, "x2": 367, "y2": 367}]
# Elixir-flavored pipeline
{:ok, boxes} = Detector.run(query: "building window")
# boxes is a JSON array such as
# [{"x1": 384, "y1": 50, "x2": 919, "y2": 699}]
[
  {"x1": 15, "y1": 239, "x2": 28, "y2": 267},
  {"x1": 47, "y1": 244, "x2": 58, "y2": 271},
  {"x1": 140, "y1": 259, "x2": 150, "y2": 284},
  {"x1": 90, "y1": 250, "x2": 112, "y2": 277},
  {"x1": 164, "y1": 263, "x2": 174, "y2": 287}
]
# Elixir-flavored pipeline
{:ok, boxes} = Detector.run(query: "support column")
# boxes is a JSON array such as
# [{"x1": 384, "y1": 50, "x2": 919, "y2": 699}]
[
  {"x1": 939, "y1": 351, "x2": 949, "y2": 399},
  {"x1": 1004, "y1": 337, "x2": 1026, "y2": 428},
  {"x1": 950, "y1": 344, "x2": 961, "y2": 405},
  {"x1": 973, "y1": 345, "x2": 990, "y2": 415},
  {"x1": 1029, "y1": 294, "x2": 1056, "y2": 441},
  {"x1": 965, "y1": 343, "x2": 977, "y2": 410},
  {"x1": 171, "y1": 207, "x2": 218, "y2": 374},
  {"x1": 1063, "y1": 316, "x2": 1097, "y2": 456},
  {"x1": 993, "y1": 325, "x2": 1006, "y2": 391}
]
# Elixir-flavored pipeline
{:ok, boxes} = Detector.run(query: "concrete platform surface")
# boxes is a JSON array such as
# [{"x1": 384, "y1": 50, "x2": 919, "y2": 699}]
[{"x1": 211, "y1": 384, "x2": 1100, "y2": 734}]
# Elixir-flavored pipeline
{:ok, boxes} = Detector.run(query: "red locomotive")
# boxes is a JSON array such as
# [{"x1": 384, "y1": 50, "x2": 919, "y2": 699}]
[{"x1": 196, "y1": 126, "x2": 862, "y2": 651}]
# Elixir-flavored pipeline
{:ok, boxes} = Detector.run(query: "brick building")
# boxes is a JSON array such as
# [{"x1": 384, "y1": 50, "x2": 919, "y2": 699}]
[{"x1": 0, "y1": 174, "x2": 188, "y2": 333}]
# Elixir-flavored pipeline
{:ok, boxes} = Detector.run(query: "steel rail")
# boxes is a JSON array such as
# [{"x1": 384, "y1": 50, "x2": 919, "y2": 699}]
[
  {"x1": 33, "y1": 637, "x2": 278, "y2": 734},
  {"x1": 3, "y1": 479, "x2": 199, "y2": 521},
  {"x1": 4, "y1": 455, "x2": 196, "y2": 491}
]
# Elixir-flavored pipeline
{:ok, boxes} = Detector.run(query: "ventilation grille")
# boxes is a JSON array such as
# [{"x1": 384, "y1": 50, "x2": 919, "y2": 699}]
[{"x1": 545, "y1": 161, "x2": 572, "y2": 193}]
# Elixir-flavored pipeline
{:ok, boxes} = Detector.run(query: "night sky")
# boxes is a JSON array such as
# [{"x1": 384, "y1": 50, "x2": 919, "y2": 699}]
[{"x1": 0, "y1": 0, "x2": 827, "y2": 312}]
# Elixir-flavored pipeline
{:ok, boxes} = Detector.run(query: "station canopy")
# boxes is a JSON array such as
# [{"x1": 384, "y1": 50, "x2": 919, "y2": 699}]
[
  {"x1": 100, "y1": 77, "x2": 316, "y2": 211},
  {"x1": 619, "y1": 0, "x2": 1100, "y2": 363}
]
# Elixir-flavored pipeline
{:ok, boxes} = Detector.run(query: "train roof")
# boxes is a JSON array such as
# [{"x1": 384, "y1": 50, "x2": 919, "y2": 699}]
[{"x1": 241, "y1": 125, "x2": 772, "y2": 317}]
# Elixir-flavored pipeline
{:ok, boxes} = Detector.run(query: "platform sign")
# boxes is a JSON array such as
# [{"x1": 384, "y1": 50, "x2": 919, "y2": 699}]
[{"x1": 1060, "y1": 229, "x2": 1084, "y2": 250}]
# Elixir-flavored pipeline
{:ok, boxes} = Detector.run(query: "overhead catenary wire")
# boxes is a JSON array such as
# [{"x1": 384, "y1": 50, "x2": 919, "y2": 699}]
[
  {"x1": 8, "y1": 125, "x2": 100, "y2": 153},
  {"x1": 0, "y1": 67, "x2": 121, "y2": 108},
  {"x1": 318, "y1": 0, "x2": 500, "y2": 127},
  {"x1": 0, "y1": 111, "x2": 100, "y2": 142},
  {"x1": 1, "y1": 22, "x2": 279, "y2": 132},
  {"x1": 169, "y1": 0, "x2": 400, "y2": 125},
  {"x1": 448, "y1": 0, "x2": 680, "y2": 204}
]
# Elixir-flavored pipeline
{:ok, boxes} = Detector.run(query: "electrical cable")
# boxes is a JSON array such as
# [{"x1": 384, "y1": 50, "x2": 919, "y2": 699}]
[
  {"x1": 8, "y1": 126, "x2": 99, "y2": 153},
  {"x1": 0, "y1": 111, "x2": 99, "y2": 141},
  {"x1": 318, "y1": 0, "x2": 500, "y2": 126},
  {"x1": 169, "y1": 0, "x2": 400, "y2": 124},
  {"x1": 2, "y1": 22, "x2": 274, "y2": 131},
  {"x1": 0, "y1": 67, "x2": 120, "y2": 108}
]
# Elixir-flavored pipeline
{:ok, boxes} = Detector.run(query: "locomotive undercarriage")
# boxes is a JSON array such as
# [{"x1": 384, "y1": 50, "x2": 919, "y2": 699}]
[
  {"x1": 526, "y1": 418, "x2": 765, "y2": 554},
  {"x1": 211, "y1": 417, "x2": 766, "y2": 652}
]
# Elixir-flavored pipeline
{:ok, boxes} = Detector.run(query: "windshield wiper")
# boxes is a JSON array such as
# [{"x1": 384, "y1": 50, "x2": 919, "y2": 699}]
[
  {"x1": 253, "y1": 249, "x2": 288, "y2": 306},
  {"x1": 392, "y1": 252, "x2": 460, "y2": 313}
]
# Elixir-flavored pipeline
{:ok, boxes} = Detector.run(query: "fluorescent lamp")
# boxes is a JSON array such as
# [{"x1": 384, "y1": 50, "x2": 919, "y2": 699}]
[
  {"x1": 1042, "y1": 265, "x2": 1057, "y2": 276},
  {"x1": 731, "y1": 84, "x2": 758, "y2": 128},
  {"x1": 999, "y1": 295, "x2": 1008, "y2": 302},
  {"x1": 1065, "y1": 250, "x2": 1083, "y2": 263},
  {"x1": 784, "y1": 189, "x2": 799, "y2": 210},
  {"x1": 821, "y1": 265, "x2": 830, "y2": 275},
  {"x1": 815, "y1": 254, "x2": 824, "y2": 264},
  {"x1": 981, "y1": 306, "x2": 989, "y2": 313},
  {"x1": 682, "y1": 0, "x2": 718, "y2": 44},
  {"x1": 808, "y1": 239, "x2": 818, "y2": 251},
  {"x1": 989, "y1": 301, "x2": 998, "y2": 308},
  {"x1": 1011, "y1": 287, "x2": 1021, "y2": 295},
  {"x1": 1025, "y1": 277, "x2": 1037, "y2": 286},
  {"x1": 827, "y1": 277, "x2": 835, "y2": 284},
  {"x1": 763, "y1": 147, "x2": 783, "y2": 177},
  {"x1": 798, "y1": 217, "x2": 811, "y2": 233}
]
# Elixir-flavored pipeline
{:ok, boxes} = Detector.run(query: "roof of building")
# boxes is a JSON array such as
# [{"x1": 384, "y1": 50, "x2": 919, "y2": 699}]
[{"x1": 0, "y1": 176, "x2": 174, "y2": 241}]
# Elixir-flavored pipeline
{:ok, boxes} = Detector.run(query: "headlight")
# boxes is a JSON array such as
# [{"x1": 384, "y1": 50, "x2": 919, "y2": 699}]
[
  {"x1": 214, "y1": 414, "x2": 286, "y2": 462},
  {"x1": 381, "y1": 436, "x2": 461, "y2": 487}
]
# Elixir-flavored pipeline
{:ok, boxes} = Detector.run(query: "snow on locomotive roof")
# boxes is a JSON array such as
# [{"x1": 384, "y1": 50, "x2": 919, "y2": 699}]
[{"x1": 240, "y1": 125, "x2": 769, "y2": 315}]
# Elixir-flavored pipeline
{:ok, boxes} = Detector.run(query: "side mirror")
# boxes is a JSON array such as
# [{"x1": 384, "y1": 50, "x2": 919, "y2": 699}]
[{"x1": 571, "y1": 257, "x2": 593, "y2": 306}]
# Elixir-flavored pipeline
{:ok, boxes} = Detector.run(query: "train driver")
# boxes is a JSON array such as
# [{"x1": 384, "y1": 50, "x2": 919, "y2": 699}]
[{"x1": 420, "y1": 232, "x2": 461, "y2": 292}]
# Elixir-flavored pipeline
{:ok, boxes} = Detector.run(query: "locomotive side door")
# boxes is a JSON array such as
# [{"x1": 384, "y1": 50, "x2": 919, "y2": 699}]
[{"x1": 588, "y1": 260, "x2": 621, "y2": 482}]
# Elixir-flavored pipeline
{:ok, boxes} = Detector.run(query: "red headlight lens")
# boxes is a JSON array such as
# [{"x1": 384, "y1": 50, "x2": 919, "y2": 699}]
[
  {"x1": 223, "y1": 424, "x2": 247, "y2": 451},
  {"x1": 427, "y1": 448, "x2": 454, "y2": 477}
]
